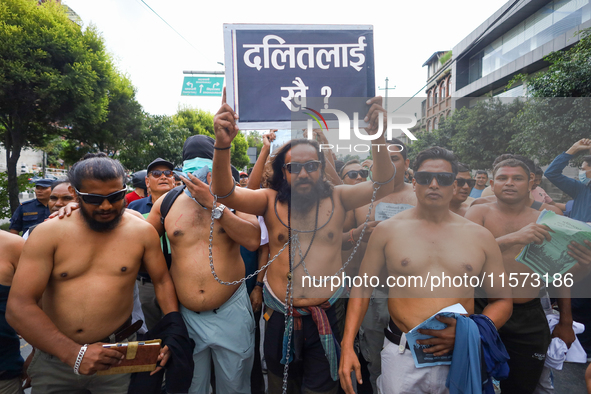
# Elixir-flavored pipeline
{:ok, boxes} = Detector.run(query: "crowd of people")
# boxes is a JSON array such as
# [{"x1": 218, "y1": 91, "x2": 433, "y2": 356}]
[{"x1": 2, "y1": 96, "x2": 591, "y2": 394}]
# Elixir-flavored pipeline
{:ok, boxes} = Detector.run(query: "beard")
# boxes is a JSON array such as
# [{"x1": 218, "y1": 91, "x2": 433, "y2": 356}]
[
  {"x1": 277, "y1": 177, "x2": 330, "y2": 213},
  {"x1": 79, "y1": 202, "x2": 125, "y2": 232}
]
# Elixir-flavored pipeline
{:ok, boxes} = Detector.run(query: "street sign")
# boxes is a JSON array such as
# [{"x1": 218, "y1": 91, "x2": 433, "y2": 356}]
[{"x1": 181, "y1": 76, "x2": 224, "y2": 96}]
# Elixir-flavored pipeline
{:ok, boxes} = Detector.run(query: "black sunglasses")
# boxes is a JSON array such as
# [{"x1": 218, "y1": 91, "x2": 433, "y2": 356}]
[
  {"x1": 74, "y1": 187, "x2": 127, "y2": 206},
  {"x1": 284, "y1": 161, "x2": 321, "y2": 174},
  {"x1": 149, "y1": 170, "x2": 174, "y2": 178},
  {"x1": 456, "y1": 178, "x2": 476, "y2": 188},
  {"x1": 343, "y1": 169, "x2": 369, "y2": 180},
  {"x1": 414, "y1": 171, "x2": 456, "y2": 187}
]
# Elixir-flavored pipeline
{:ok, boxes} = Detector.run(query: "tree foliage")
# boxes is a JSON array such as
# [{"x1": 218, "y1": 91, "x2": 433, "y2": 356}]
[
  {"x1": 246, "y1": 131, "x2": 263, "y2": 155},
  {"x1": 516, "y1": 28, "x2": 591, "y2": 98},
  {"x1": 506, "y1": 28, "x2": 591, "y2": 164},
  {"x1": 67, "y1": 72, "x2": 145, "y2": 160},
  {"x1": 409, "y1": 98, "x2": 524, "y2": 170},
  {"x1": 172, "y1": 106, "x2": 249, "y2": 169},
  {"x1": 0, "y1": 172, "x2": 32, "y2": 220},
  {"x1": 118, "y1": 114, "x2": 190, "y2": 171},
  {"x1": 510, "y1": 98, "x2": 591, "y2": 164},
  {"x1": 0, "y1": 0, "x2": 114, "y2": 212}
]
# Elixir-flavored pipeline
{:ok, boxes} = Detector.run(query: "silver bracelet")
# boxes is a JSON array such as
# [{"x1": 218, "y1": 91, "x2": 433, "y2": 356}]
[{"x1": 73, "y1": 344, "x2": 88, "y2": 375}]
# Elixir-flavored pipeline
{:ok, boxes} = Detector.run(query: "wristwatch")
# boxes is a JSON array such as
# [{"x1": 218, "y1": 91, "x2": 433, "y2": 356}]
[{"x1": 212, "y1": 204, "x2": 227, "y2": 220}]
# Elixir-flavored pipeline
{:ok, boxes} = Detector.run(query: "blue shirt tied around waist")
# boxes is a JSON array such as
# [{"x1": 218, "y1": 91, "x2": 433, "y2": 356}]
[
  {"x1": 263, "y1": 284, "x2": 345, "y2": 381},
  {"x1": 470, "y1": 314, "x2": 510, "y2": 394},
  {"x1": 444, "y1": 313, "x2": 482, "y2": 394}
]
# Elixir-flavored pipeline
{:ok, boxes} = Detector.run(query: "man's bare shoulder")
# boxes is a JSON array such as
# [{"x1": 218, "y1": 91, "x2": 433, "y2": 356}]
[
  {"x1": 466, "y1": 202, "x2": 497, "y2": 218},
  {"x1": 0, "y1": 230, "x2": 24, "y2": 249},
  {"x1": 121, "y1": 213, "x2": 157, "y2": 233},
  {"x1": 0, "y1": 230, "x2": 24, "y2": 267},
  {"x1": 455, "y1": 213, "x2": 494, "y2": 237}
]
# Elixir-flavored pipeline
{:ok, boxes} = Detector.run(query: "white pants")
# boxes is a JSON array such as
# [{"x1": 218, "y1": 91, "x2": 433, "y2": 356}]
[{"x1": 377, "y1": 336, "x2": 450, "y2": 394}]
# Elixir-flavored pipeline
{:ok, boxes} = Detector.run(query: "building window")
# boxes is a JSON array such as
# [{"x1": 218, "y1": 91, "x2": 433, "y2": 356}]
[
  {"x1": 446, "y1": 78, "x2": 451, "y2": 97},
  {"x1": 474, "y1": 0, "x2": 591, "y2": 81},
  {"x1": 428, "y1": 92, "x2": 431, "y2": 107},
  {"x1": 434, "y1": 89, "x2": 438, "y2": 104},
  {"x1": 427, "y1": 120, "x2": 431, "y2": 132},
  {"x1": 441, "y1": 83, "x2": 446, "y2": 100},
  {"x1": 434, "y1": 117, "x2": 438, "y2": 130}
]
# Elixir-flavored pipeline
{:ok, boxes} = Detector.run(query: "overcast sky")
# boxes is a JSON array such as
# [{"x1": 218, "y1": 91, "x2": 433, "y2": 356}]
[{"x1": 63, "y1": 0, "x2": 509, "y2": 119}]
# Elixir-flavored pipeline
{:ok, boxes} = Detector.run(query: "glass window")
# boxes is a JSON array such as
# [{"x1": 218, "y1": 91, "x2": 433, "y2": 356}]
[{"x1": 474, "y1": 0, "x2": 590, "y2": 82}]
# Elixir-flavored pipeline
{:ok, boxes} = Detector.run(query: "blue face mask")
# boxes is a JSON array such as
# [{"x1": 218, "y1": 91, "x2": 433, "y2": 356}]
[
  {"x1": 579, "y1": 170, "x2": 590, "y2": 185},
  {"x1": 182, "y1": 158, "x2": 213, "y2": 178}
]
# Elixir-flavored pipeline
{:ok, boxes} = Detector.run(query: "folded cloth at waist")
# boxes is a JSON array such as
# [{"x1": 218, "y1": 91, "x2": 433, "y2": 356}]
[
  {"x1": 263, "y1": 283, "x2": 345, "y2": 381},
  {"x1": 98, "y1": 316, "x2": 143, "y2": 343},
  {"x1": 384, "y1": 318, "x2": 410, "y2": 350}
]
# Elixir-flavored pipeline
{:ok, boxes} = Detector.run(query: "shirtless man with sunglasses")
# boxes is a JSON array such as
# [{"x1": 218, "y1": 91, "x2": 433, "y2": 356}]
[
  {"x1": 211, "y1": 92, "x2": 396, "y2": 394},
  {"x1": 340, "y1": 147, "x2": 512, "y2": 394},
  {"x1": 449, "y1": 163, "x2": 475, "y2": 217},
  {"x1": 7, "y1": 154, "x2": 179, "y2": 394},
  {"x1": 344, "y1": 138, "x2": 416, "y2": 393}
]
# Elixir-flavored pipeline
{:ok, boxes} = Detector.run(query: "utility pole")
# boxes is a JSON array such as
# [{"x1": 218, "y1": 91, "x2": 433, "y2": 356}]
[{"x1": 378, "y1": 77, "x2": 396, "y2": 112}]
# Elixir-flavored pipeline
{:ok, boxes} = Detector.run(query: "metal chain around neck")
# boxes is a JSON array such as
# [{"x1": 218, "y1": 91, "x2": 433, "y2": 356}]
[{"x1": 206, "y1": 164, "x2": 395, "y2": 394}]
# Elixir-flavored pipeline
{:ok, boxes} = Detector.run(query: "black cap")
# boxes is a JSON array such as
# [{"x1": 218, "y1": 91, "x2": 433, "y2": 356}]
[
  {"x1": 183, "y1": 135, "x2": 215, "y2": 162},
  {"x1": 131, "y1": 170, "x2": 147, "y2": 190},
  {"x1": 182, "y1": 135, "x2": 239, "y2": 182},
  {"x1": 147, "y1": 158, "x2": 174, "y2": 173}
]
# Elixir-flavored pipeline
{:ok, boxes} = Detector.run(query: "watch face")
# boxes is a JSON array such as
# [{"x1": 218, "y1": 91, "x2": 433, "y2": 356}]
[{"x1": 213, "y1": 208, "x2": 222, "y2": 220}]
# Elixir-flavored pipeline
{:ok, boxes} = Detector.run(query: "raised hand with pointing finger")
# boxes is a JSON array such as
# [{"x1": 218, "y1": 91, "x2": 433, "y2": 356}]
[{"x1": 213, "y1": 87, "x2": 240, "y2": 148}]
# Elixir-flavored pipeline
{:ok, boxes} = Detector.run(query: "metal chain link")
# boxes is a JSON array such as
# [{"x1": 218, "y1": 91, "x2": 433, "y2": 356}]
[
  {"x1": 299, "y1": 181, "x2": 381, "y2": 284},
  {"x1": 206, "y1": 164, "x2": 395, "y2": 394},
  {"x1": 208, "y1": 194, "x2": 289, "y2": 286},
  {"x1": 282, "y1": 202, "x2": 294, "y2": 392}
]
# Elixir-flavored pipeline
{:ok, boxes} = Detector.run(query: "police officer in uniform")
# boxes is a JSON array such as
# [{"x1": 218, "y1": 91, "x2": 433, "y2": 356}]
[{"x1": 9, "y1": 179, "x2": 52, "y2": 236}]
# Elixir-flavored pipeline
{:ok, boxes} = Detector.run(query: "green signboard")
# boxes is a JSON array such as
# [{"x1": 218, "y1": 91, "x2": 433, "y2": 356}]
[{"x1": 181, "y1": 76, "x2": 224, "y2": 96}]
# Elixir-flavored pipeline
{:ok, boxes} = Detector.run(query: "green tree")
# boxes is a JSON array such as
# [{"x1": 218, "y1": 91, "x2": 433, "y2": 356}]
[
  {"x1": 66, "y1": 72, "x2": 144, "y2": 160},
  {"x1": 118, "y1": 114, "x2": 190, "y2": 171},
  {"x1": 507, "y1": 28, "x2": 591, "y2": 163},
  {"x1": 172, "y1": 106, "x2": 249, "y2": 168},
  {"x1": 0, "y1": 172, "x2": 32, "y2": 220},
  {"x1": 449, "y1": 98, "x2": 525, "y2": 170},
  {"x1": 516, "y1": 28, "x2": 591, "y2": 98},
  {"x1": 39, "y1": 136, "x2": 67, "y2": 168},
  {"x1": 246, "y1": 131, "x2": 263, "y2": 155},
  {"x1": 408, "y1": 99, "x2": 525, "y2": 170},
  {"x1": 0, "y1": 0, "x2": 113, "y2": 213},
  {"x1": 407, "y1": 120, "x2": 453, "y2": 165},
  {"x1": 510, "y1": 97, "x2": 591, "y2": 164}
]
